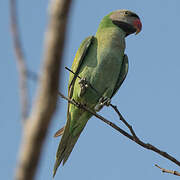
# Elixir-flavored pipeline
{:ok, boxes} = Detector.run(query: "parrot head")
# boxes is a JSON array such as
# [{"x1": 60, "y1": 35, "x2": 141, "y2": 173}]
[{"x1": 109, "y1": 10, "x2": 142, "y2": 36}]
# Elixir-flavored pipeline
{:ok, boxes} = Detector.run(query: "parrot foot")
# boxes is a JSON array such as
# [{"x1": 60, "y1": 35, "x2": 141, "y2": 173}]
[
  {"x1": 94, "y1": 96, "x2": 111, "y2": 111},
  {"x1": 78, "y1": 78, "x2": 88, "y2": 97},
  {"x1": 99, "y1": 96, "x2": 111, "y2": 106}
]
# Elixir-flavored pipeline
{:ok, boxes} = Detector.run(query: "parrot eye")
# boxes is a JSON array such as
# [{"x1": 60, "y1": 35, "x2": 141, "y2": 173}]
[{"x1": 124, "y1": 11, "x2": 129, "y2": 15}]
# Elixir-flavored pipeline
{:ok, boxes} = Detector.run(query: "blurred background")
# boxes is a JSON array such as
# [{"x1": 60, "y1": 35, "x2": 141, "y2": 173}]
[{"x1": 1, "y1": 0, "x2": 180, "y2": 179}]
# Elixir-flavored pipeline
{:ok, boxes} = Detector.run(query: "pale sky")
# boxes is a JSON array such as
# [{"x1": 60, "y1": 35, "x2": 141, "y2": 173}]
[{"x1": 1, "y1": 0, "x2": 180, "y2": 179}]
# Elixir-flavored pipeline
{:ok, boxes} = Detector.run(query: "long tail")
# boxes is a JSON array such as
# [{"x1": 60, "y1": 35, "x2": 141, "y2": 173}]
[
  {"x1": 53, "y1": 111, "x2": 92, "y2": 177},
  {"x1": 53, "y1": 132, "x2": 80, "y2": 177}
]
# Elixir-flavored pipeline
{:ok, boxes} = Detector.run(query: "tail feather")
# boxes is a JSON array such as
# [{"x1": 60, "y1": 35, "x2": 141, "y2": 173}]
[
  {"x1": 53, "y1": 118, "x2": 71, "y2": 177},
  {"x1": 62, "y1": 134, "x2": 81, "y2": 165},
  {"x1": 53, "y1": 110, "x2": 92, "y2": 177},
  {"x1": 53, "y1": 130, "x2": 81, "y2": 177}
]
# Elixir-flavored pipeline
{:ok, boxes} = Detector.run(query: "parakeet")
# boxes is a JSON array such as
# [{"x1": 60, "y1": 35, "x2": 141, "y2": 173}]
[{"x1": 53, "y1": 9, "x2": 142, "y2": 177}]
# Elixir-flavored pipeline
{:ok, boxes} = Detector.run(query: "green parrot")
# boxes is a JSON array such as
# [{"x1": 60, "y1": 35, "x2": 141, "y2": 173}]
[{"x1": 53, "y1": 9, "x2": 142, "y2": 177}]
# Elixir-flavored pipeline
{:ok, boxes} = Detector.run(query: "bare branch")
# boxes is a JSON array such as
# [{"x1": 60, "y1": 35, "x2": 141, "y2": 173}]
[
  {"x1": 58, "y1": 92, "x2": 134, "y2": 139},
  {"x1": 109, "y1": 105, "x2": 180, "y2": 167},
  {"x1": 10, "y1": 0, "x2": 28, "y2": 121},
  {"x1": 155, "y1": 164, "x2": 180, "y2": 176},
  {"x1": 58, "y1": 92, "x2": 180, "y2": 168},
  {"x1": 110, "y1": 104, "x2": 138, "y2": 138},
  {"x1": 14, "y1": 0, "x2": 72, "y2": 179}
]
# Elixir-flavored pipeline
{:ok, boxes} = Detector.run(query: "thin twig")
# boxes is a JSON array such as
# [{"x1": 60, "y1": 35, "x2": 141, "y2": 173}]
[
  {"x1": 58, "y1": 92, "x2": 180, "y2": 168},
  {"x1": 155, "y1": 164, "x2": 180, "y2": 176},
  {"x1": 10, "y1": 0, "x2": 28, "y2": 121},
  {"x1": 110, "y1": 104, "x2": 138, "y2": 139},
  {"x1": 65, "y1": 67, "x2": 81, "y2": 79},
  {"x1": 58, "y1": 92, "x2": 134, "y2": 140},
  {"x1": 14, "y1": 0, "x2": 72, "y2": 180}
]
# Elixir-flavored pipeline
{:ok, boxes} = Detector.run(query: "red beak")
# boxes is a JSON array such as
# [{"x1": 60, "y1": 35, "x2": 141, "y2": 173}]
[{"x1": 133, "y1": 19, "x2": 142, "y2": 35}]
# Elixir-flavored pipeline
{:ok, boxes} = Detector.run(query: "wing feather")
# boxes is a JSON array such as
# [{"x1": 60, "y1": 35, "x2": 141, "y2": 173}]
[{"x1": 111, "y1": 54, "x2": 129, "y2": 98}]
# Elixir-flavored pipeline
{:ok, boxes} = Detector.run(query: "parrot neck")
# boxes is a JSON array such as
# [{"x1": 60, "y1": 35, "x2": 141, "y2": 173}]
[{"x1": 96, "y1": 14, "x2": 126, "y2": 38}]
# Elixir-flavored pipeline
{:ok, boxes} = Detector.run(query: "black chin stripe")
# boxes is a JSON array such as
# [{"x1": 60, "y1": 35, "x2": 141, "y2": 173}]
[{"x1": 112, "y1": 21, "x2": 136, "y2": 35}]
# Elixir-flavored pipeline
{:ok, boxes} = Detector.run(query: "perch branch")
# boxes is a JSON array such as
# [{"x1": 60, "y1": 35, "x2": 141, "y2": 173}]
[
  {"x1": 14, "y1": 0, "x2": 72, "y2": 180},
  {"x1": 110, "y1": 104, "x2": 138, "y2": 138},
  {"x1": 155, "y1": 164, "x2": 180, "y2": 176},
  {"x1": 58, "y1": 92, "x2": 180, "y2": 169},
  {"x1": 10, "y1": 0, "x2": 28, "y2": 121}
]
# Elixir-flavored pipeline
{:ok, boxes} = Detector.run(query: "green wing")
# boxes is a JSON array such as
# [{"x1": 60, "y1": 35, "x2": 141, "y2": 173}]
[
  {"x1": 68, "y1": 36, "x2": 95, "y2": 98},
  {"x1": 54, "y1": 36, "x2": 94, "y2": 137},
  {"x1": 111, "y1": 54, "x2": 129, "y2": 98},
  {"x1": 53, "y1": 36, "x2": 94, "y2": 177}
]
